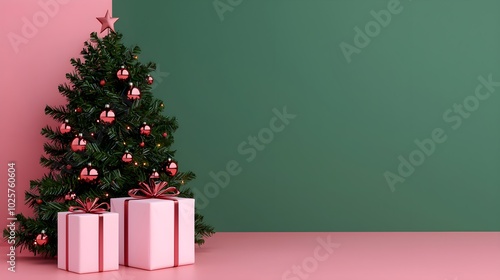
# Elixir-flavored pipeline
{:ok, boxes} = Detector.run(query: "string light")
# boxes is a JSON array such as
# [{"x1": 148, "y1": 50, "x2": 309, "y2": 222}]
[
  {"x1": 134, "y1": 162, "x2": 138, "y2": 166},
  {"x1": 157, "y1": 144, "x2": 161, "y2": 147},
  {"x1": 123, "y1": 142, "x2": 126, "y2": 145}
]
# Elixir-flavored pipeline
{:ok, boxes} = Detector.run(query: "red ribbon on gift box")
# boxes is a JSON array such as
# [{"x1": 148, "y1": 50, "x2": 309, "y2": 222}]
[
  {"x1": 69, "y1": 197, "x2": 110, "y2": 213},
  {"x1": 124, "y1": 179, "x2": 180, "y2": 267},
  {"x1": 65, "y1": 198, "x2": 109, "y2": 272},
  {"x1": 128, "y1": 180, "x2": 180, "y2": 199}
]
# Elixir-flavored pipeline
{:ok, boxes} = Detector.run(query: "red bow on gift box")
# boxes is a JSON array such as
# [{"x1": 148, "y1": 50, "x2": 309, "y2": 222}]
[
  {"x1": 69, "y1": 197, "x2": 110, "y2": 213},
  {"x1": 128, "y1": 179, "x2": 180, "y2": 198}
]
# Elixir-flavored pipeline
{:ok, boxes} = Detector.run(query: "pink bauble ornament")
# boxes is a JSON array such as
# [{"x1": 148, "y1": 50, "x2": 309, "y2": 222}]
[
  {"x1": 140, "y1": 122, "x2": 151, "y2": 136},
  {"x1": 35, "y1": 230, "x2": 48, "y2": 246},
  {"x1": 122, "y1": 151, "x2": 133, "y2": 163},
  {"x1": 146, "y1": 75, "x2": 154, "y2": 85},
  {"x1": 60, "y1": 119, "x2": 71, "y2": 134},
  {"x1": 117, "y1": 66, "x2": 129, "y2": 80},
  {"x1": 80, "y1": 164, "x2": 98, "y2": 183},
  {"x1": 127, "y1": 83, "x2": 141, "y2": 100},
  {"x1": 165, "y1": 160, "x2": 178, "y2": 177},
  {"x1": 99, "y1": 104, "x2": 115, "y2": 124},
  {"x1": 71, "y1": 134, "x2": 86, "y2": 152},
  {"x1": 65, "y1": 190, "x2": 76, "y2": 201},
  {"x1": 150, "y1": 169, "x2": 160, "y2": 179}
]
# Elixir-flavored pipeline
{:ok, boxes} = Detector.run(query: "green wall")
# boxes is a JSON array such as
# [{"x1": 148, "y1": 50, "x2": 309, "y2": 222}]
[{"x1": 114, "y1": 0, "x2": 500, "y2": 231}]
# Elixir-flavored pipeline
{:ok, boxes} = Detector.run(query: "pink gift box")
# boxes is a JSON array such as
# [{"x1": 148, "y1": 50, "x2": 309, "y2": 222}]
[
  {"x1": 57, "y1": 211, "x2": 119, "y2": 273},
  {"x1": 110, "y1": 197, "x2": 195, "y2": 270}
]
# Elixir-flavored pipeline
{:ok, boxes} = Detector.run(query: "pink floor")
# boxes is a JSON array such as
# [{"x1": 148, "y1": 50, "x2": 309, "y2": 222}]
[{"x1": 2, "y1": 232, "x2": 499, "y2": 280}]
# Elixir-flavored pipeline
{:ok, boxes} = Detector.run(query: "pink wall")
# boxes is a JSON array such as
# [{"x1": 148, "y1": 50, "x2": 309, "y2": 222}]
[{"x1": 0, "y1": 0, "x2": 112, "y2": 244}]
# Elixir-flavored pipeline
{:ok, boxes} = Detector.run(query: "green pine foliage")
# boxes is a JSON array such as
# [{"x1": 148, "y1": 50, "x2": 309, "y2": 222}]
[{"x1": 3, "y1": 32, "x2": 214, "y2": 257}]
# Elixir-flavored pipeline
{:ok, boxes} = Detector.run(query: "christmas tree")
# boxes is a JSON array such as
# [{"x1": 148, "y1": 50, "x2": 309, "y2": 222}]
[{"x1": 3, "y1": 11, "x2": 214, "y2": 257}]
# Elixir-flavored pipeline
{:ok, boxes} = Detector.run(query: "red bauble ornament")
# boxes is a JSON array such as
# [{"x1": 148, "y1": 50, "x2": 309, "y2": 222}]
[
  {"x1": 140, "y1": 122, "x2": 151, "y2": 136},
  {"x1": 80, "y1": 164, "x2": 99, "y2": 183},
  {"x1": 65, "y1": 190, "x2": 76, "y2": 201},
  {"x1": 146, "y1": 75, "x2": 154, "y2": 85},
  {"x1": 165, "y1": 160, "x2": 178, "y2": 177},
  {"x1": 100, "y1": 79, "x2": 106, "y2": 86},
  {"x1": 122, "y1": 151, "x2": 133, "y2": 163},
  {"x1": 75, "y1": 107, "x2": 82, "y2": 113},
  {"x1": 66, "y1": 164, "x2": 72, "y2": 170},
  {"x1": 117, "y1": 66, "x2": 129, "y2": 80},
  {"x1": 99, "y1": 104, "x2": 115, "y2": 124},
  {"x1": 139, "y1": 142, "x2": 145, "y2": 148},
  {"x1": 35, "y1": 230, "x2": 49, "y2": 246},
  {"x1": 71, "y1": 134, "x2": 87, "y2": 152},
  {"x1": 150, "y1": 169, "x2": 160, "y2": 179},
  {"x1": 162, "y1": 132, "x2": 168, "y2": 138},
  {"x1": 36, "y1": 199, "x2": 43, "y2": 204},
  {"x1": 60, "y1": 119, "x2": 71, "y2": 134},
  {"x1": 127, "y1": 83, "x2": 141, "y2": 100}
]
